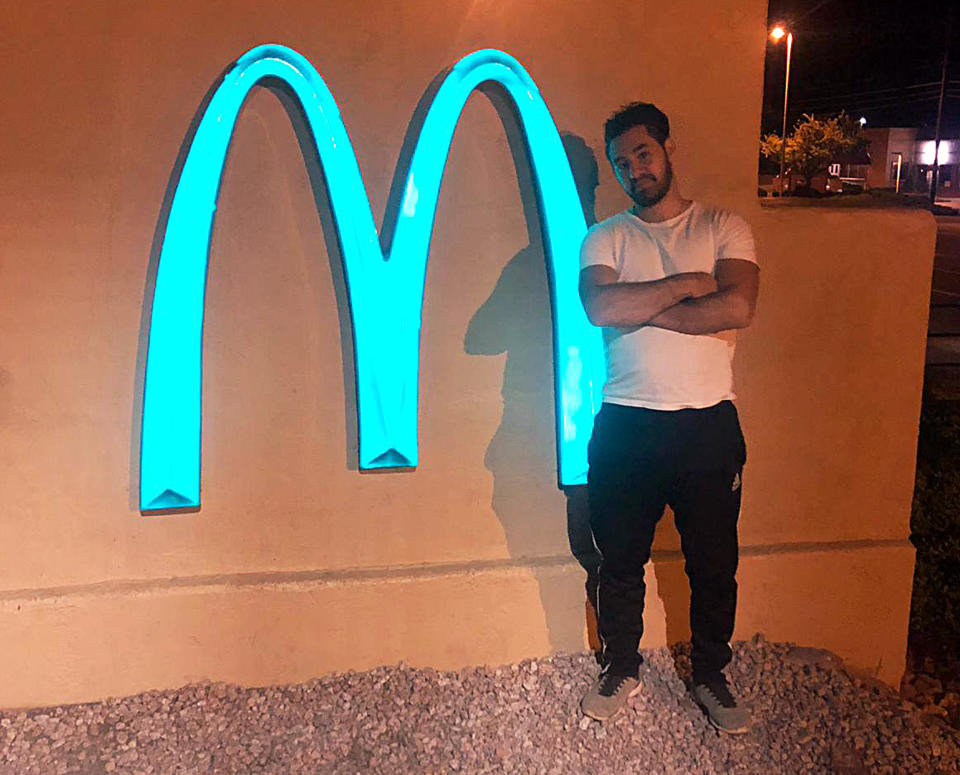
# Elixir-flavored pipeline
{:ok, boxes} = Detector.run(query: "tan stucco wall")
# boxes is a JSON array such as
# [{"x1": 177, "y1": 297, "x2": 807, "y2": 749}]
[{"x1": 0, "y1": 0, "x2": 934, "y2": 708}]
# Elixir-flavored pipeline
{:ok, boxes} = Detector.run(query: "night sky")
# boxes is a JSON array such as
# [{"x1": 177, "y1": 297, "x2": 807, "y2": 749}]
[{"x1": 762, "y1": 0, "x2": 959, "y2": 138}]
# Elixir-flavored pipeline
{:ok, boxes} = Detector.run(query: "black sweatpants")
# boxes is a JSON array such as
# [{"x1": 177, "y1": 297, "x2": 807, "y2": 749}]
[{"x1": 586, "y1": 400, "x2": 746, "y2": 683}]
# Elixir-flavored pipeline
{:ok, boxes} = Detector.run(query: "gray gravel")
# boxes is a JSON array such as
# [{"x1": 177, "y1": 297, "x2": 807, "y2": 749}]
[{"x1": 2, "y1": 634, "x2": 958, "y2": 775}]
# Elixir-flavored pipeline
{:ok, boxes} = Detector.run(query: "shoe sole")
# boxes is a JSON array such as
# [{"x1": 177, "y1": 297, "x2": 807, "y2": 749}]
[
  {"x1": 689, "y1": 684, "x2": 751, "y2": 734},
  {"x1": 693, "y1": 700, "x2": 750, "y2": 735},
  {"x1": 580, "y1": 681, "x2": 643, "y2": 721},
  {"x1": 706, "y1": 716, "x2": 751, "y2": 735}
]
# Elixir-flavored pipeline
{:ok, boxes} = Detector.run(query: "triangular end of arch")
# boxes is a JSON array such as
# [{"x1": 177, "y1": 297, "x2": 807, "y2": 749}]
[
  {"x1": 364, "y1": 448, "x2": 417, "y2": 469},
  {"x1": 141, "y1": 488, "x2": 199, "y2": 514}
]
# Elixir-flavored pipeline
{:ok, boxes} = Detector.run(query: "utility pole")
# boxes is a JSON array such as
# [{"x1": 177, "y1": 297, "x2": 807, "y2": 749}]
[{"x1": 930, "y1": 4, "x2": 954, "y2": 205}]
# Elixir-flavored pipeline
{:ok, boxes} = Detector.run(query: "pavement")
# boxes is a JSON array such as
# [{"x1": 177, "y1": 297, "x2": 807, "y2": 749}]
[{"x1": 925, "y1": 216, "x2": 960, "y2": 394}]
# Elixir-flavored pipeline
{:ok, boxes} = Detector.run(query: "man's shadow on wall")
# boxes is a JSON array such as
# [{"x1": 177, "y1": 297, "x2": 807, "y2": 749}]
[
  {"x1": 464, "y1": 128, "x2": 600, "y2": 654},
  {"x1": 464, "y1": 123, "x2": 691, "y2": 660}
]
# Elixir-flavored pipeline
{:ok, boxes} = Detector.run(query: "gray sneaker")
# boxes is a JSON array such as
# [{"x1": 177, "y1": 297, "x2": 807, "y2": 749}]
[
  {"x1": 692, "y1": 679, "x2": 751, "y2": 734},
  {"x1": 580, "y1": 667, "x2": 642, "y2": 721}
]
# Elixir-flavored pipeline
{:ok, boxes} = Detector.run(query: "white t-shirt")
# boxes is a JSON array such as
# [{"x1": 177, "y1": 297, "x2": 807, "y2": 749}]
[{"x1": 579, "y1": 202, "x2": 757, "y2": 410}]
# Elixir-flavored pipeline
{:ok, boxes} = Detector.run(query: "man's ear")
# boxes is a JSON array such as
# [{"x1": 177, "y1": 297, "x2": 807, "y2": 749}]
[{"x1": 664, "y1": 137, "x2": 677, "y2": 158}]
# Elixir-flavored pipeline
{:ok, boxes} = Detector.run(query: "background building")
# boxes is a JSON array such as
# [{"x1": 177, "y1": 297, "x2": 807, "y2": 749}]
[{"x1": 864, "y1": 127, "x2": 959, "y2": 194}]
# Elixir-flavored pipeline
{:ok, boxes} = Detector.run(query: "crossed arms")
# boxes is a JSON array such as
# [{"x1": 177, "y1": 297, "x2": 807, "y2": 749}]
[{"x1": 578, "y1": 259, "x2": 759, "y2": 334}]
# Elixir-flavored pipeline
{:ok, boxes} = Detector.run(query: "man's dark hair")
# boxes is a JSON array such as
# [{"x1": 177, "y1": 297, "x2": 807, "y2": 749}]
[{"x1": 604, "y1": 102, "x2": 670, "y2": 155}]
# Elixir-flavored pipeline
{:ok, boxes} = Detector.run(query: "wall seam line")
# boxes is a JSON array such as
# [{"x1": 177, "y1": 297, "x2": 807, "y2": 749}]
[{"x1": 0, "y1": 537, "x2": 911, "y2": 605}]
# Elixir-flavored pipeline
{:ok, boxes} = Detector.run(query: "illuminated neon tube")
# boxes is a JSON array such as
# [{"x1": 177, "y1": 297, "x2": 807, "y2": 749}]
[{"x1": 140, "y1": 44, "x2": 605, "y2": 511}]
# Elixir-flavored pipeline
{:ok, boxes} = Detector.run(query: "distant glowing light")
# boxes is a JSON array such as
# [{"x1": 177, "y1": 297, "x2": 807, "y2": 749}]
[
  {"x1": 921, "y1": 140, "x2": 951, "y2": 165},
  {"x1": 139, "y1": 44, "x2": 606, "y2": 512},
  {"x1": 859, "y1": 116, "x2": 867, "y2": 126},
  {"x1": 770, "y1": 26, "x2": 786, "y2": 41}
]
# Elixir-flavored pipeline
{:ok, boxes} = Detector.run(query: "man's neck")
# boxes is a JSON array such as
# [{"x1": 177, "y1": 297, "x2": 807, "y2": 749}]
[{"x1": 631, "y1": 188, "x2": 691, "y2": 223}]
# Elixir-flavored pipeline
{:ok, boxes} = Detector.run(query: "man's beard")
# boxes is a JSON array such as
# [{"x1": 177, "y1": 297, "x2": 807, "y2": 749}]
[{"x1": 629, "y1": 158, "x2": 673, "y2": 208}]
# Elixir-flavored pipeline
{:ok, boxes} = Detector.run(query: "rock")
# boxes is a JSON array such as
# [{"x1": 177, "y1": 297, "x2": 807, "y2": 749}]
[
  {"x1": 844, "y1": 665, "x2": 891, "y2": 694},
  {"x1": 0, "y1": 643, "x2": 958, "y2": 774},
  {"x1": 785, "y1": 646, "x2": 843, "y2": 669}
]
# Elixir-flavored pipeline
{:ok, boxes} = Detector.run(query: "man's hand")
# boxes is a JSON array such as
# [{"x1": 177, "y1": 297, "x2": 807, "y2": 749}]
[
  {"x1": 579, "y1": 267, "x2": 718, "y2": 328},
  {"x1": 680, "y1": 271, "x2": 719, "y2": 299},
  {"x1": 647, "y1": 259, "x2": 759, "y2": 334}
]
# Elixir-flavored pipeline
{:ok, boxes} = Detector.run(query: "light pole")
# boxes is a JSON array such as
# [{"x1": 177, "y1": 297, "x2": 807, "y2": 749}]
[
  {"x1": 771, "y1": 26, "x2": 793, "y2": 196},
  {"x1": 930, "y1": 3, "x2": 953, "y2": 205}
]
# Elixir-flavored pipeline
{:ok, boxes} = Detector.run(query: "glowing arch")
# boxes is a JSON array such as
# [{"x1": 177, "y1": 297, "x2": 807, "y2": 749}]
[{"x1": 140, "y1": 44, "x2": 605, "y2": 512}]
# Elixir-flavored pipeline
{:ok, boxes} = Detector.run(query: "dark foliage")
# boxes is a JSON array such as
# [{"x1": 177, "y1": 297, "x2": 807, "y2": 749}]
[{"x1": 910, "y1": 392, "x2": 960, "y2": 662}]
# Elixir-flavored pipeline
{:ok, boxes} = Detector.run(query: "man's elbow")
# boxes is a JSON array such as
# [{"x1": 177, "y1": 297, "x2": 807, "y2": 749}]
[
  {"x1": 730, "y1": 297, "x2": 755, "y2": 329},
  {"x1": 585, "y1": 305, "x2": 610, "y2": 327},
  {"x1": 580, "y1": 292, "x2": 610, "y2": 327}
]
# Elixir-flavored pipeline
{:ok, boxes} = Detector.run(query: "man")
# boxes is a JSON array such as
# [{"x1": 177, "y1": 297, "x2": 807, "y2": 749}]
[{"x1": 577, "y1": 102, "x2": 759, "y2": 732}]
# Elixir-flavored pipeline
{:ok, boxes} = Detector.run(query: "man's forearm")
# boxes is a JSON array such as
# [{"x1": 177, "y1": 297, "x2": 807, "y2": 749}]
[
  {"x1": 647, "y1": 289, "x2": 752, "y2": 334},
  {"x1": 582, "y1": 273, "x2": 708, "y2": 328}
]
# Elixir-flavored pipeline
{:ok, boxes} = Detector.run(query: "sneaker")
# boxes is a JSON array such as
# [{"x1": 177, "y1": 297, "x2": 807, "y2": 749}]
[
  {"x1": 580, "y1": 667, "x2": 642, "y2": 721},
  {"x1": 692, "y1": 678, "x2": 751, "y2": 734}
]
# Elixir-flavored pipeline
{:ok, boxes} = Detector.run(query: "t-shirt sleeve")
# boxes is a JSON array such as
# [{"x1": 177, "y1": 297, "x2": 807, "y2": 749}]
[
  {"x1": 579, "y1": 224, "x2": 619, "y2": 273},
  {"x1": 716, "y1": 212, "x2": 758, "y2": 266}
]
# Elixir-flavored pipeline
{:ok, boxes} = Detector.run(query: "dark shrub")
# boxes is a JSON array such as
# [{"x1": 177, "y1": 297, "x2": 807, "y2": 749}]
[{"x1": 910, "y1": 392, "x2": 960, "y2": 661}]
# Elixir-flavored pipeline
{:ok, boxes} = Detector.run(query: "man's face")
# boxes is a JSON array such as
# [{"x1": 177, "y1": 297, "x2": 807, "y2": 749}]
[{"x1": 607, "y1": 125, "x2": 674, "y2": 208}]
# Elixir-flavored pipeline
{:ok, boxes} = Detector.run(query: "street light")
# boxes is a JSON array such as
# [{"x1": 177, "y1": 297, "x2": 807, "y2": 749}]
[{"x1": 770, "y1": 25, "x2": 793, "y2": 195}]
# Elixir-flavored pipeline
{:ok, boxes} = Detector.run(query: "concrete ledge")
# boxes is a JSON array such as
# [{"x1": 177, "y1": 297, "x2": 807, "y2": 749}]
[{"x1": 0, "y1": 540, "x2": 913, "y2": 708}]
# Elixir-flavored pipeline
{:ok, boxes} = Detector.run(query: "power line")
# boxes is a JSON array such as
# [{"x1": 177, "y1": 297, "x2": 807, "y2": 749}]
[
  {"x1": 797, "y1": 90, "x2": 944, "y2": 106},
  {"x1": 795, "y1": 95, "x2": 947, "y2": 114},
  {"x1": 794, "y1": 83, "x2": 943, "y2": 105},
  {"x1": 790, "y1": 79, "x2": 960, "y2": 102},
  {"x1": 791, "y1": 81, "x2": 960, "y2": 109},
  {"x1": 796, "y1": 89, "x2": 940, "y2": 109},
  {"x1": 772, "y1": 78, "x2": 952, "y2": 109},
  {"x1": 794, "y1": 0, "x2": 839, "y2": 20},
  {"x1": 800, "y1": 89, "x2": 944, "y2": 105}
]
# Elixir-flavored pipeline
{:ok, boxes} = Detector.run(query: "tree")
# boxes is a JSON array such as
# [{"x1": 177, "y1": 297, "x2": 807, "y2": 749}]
[{"x1": 760, "y1": 112, "x2": 868, "y2": 195}]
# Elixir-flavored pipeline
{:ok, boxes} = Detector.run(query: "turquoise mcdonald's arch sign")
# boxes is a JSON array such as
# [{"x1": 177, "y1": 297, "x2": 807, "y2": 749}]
[{"x1": 140, "y1": 44, "x2": 606, "y2": 512}]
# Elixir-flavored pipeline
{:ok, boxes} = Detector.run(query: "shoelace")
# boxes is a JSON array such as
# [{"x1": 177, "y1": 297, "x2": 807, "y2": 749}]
[
  {"x1": 598, "y1": 671, "x2": 634, "y2": 697},
  {"x1": 700, "y1": 680, "x2": 737, "y2": 708}
]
